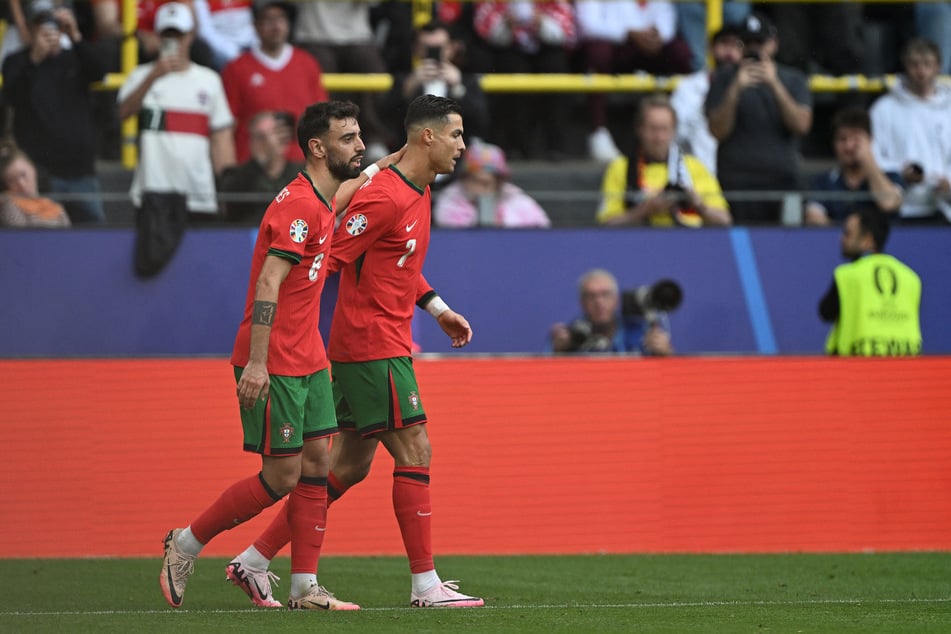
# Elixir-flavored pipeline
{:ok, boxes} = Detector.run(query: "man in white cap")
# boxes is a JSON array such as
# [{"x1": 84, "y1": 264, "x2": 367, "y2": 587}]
[{"x1": 118, "y1": 2, "x2": 236, "y2": 226}]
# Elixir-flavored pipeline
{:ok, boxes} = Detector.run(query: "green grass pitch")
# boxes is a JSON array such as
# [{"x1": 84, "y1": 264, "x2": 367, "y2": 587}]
[{"x1": 3, "y1": 553, "x2": 950, "y2": 633}]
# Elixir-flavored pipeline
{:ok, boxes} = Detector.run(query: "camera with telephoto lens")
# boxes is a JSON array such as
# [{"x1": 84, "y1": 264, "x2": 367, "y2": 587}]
[
  {"x1": 621, "y1": 279, "x2": 684, "y2": 326},
  {"x1": 565, "y1": 279, "x2": 684, "y2": 352},
  {"x1": 565, "y1": 318, "x2": 613, "y2": 352}
]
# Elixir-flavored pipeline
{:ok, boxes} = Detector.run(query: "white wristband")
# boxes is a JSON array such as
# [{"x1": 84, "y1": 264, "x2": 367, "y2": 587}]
[
  {"x1": 426, "y1": 296, "x2": 450, "y2": 318},
  {"x1": 362, "y1": 164, "x2": 380, "y2": 179}
]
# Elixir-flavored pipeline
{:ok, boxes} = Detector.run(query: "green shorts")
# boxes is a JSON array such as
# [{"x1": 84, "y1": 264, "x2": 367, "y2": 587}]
[
  {"x1": 332, "y1": 357, "x2": 427, "y2": 437},
  {"x1": 235, "y1": 366, "x2": 338, "y2": 456}
]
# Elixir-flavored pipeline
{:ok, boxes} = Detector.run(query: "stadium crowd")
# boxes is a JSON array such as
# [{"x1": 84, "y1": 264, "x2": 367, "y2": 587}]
[{"x1": 0, "y1": 0, "x2": 949, "y2": 227}]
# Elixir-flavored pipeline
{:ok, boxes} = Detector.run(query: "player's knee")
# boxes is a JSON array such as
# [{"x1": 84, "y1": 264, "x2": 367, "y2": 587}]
[
  {"x1": 335, "y1": 458, "x2": 372, "y2": 487},
  {"x1": 261, "y1": 460, "x2": 302, "y2": 497}
]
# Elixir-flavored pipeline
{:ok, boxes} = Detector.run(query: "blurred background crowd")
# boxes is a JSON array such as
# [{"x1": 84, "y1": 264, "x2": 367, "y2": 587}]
[{"x1": 1, "y1": 0, "x2": 949, "y2": 228}]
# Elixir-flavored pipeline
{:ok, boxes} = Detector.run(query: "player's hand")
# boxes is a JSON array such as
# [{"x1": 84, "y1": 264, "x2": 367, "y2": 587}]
[
  {"x1": 437, "y1": 309, "x2": 473, "y2": 348},
  {"x1": 378, "y1": 144, "x2": 407, "y2": 170},
  {"x1": 237, "y1": 361, "x2": 269, "y2": 410}
]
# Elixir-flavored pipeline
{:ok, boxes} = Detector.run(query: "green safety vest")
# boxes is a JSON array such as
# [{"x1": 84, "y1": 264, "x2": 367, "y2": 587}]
[{"x1": 825, "y1": 253, "x2": 922, "y2": 356}]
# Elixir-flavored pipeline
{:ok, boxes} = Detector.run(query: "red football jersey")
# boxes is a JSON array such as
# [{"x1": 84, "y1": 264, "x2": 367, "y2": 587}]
[
  {"x1": 328, "y1": 166, "x2": 435, "y2": 362},
  {"x1": 222, "y1": 47, "x2": 329, "y2": 163},
  {"x1": 231, "y1": 172, "x2": 335, "y2": 375}
]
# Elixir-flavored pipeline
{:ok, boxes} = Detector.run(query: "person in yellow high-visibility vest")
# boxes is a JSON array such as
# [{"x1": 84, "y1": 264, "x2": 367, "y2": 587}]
[{"x1": 819, "y1": 209, "x2": 922, "y2": 356}]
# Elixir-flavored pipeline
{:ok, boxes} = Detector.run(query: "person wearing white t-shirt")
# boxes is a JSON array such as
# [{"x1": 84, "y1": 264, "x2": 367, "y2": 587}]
[
  {"x1": 870, "y1": 38, "x2": 951, "y2": 224},
  {"x1": 118, "y1": 2, "x2": 236, "y2": 218}
]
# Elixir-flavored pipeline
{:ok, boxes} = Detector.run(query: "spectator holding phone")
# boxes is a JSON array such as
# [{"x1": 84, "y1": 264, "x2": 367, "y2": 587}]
[
  {"x1": 705, "y1": 12, "x2": 812, "y2": 224},
  {"x1": 383, "y1": 20, "x2": 490, "y2": 146},
  {"x1": 2, "y1": 0, "x2": 107, "y2": 223}
]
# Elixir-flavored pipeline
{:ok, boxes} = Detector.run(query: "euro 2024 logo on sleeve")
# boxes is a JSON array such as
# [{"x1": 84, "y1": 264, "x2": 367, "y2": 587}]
[
  {"x1": 289, "y1": 218, "x2": 308, "y2": 243},
  {"x1": 346, "y1": 213, "x2": 368, "y2": 236}
]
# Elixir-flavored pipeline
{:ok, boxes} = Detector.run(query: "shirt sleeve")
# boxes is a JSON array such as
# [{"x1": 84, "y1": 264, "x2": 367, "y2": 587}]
[
  {"x1": 327, "y1": 183, "x2": 395, "y2": 274},
  {"x1": 704, "y1": 67, "x2": 734, "y2": 114},
  {"x1": 818, "y1": 278, "x2": 839, "y2": 322},
  {"x1": 117, "y1": 65, "x2": 151, "y2": 104},
  {"x1": 207, "y1": 72, "x2": 235, "y2": 131},
  {"x1": 596, "y1": 156, "x2": 630, "y2": 223},
  {"x1": 262, "y1": 195, "x2": 311, "y2": 264},
  {"x1": 685, "y1": 156, "x2": 728, "y2": 211},
  {"x1": 416, "y1": 273, "x2": 435, "y2": 305},
  {"x1": 784, "y1": 69, "x2": 813, "y2": 108}
]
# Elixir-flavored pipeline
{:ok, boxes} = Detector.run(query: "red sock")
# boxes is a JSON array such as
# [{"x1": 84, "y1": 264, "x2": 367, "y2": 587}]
[
  {"x1": 327, "y1": 471, "x2": 350, "y2": 508},
  {"x1": 190, "y1": 473, "x2": 280, "y2": 545},
  {"x1": 253, "y1": 500, "x2": 290, "y2": 561},
  {"x1": 288, "y1": 476, "x2": 328, "y2": 575},
  {"x1": 253, "y1": 470, "x2": 350, "y2": 560},
  {"x1": 393, "y1": 466, "x2": 433, "y2": 574}
]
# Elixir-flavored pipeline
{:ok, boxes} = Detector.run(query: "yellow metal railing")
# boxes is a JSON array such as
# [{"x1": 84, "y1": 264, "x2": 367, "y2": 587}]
[{"x1": 1, "y1": 1, "x2": 938, "y2": 168}]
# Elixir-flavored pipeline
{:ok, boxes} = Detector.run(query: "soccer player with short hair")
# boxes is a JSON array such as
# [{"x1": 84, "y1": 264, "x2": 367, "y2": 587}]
[
  {"x1": 160, "y1": 100, "x2": 399, "y2": 611},
  {"x1": 229, "y1": 94, "x2": 484, "y2": 608}
]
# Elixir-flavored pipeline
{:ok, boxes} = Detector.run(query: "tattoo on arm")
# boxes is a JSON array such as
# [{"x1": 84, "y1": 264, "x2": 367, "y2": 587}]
[{"x1": 252, "y1": 301, "x2": 277, "y2": 326}]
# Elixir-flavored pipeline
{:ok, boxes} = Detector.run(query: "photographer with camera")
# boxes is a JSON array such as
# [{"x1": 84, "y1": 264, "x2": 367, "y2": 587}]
[
  {"x1": 549, "y1": 268, "x2": 681, "y2": 356},
  {"x1": 597, "y1": 94, "x2": 731, "y2": 228}
]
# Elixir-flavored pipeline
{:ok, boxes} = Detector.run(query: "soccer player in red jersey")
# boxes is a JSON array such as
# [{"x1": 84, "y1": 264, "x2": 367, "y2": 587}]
[
  {"x1": 230, "y1": 95, "x2": 483, "y2": 608},
  {"x1": 160, "y1": 101, "x2": 396, "y2": 611}
]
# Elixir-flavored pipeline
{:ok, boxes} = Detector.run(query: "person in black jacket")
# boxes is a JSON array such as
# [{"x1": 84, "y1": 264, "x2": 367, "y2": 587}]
[
  {"x1": 2, "y1": 1, "x2": 106, "y2": 223},
  {"x1": 382, "y1": 20, "x2": 489, "y2": 150}
]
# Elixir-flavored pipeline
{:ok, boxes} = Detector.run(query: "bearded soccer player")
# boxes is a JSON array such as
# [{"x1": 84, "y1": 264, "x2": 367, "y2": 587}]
[
  {"x1": 229, "y1": 94, "x2": 483, "y2": 608},
  {"x1": 160, "y1": 100, "x2": 398, "y2": 611}
]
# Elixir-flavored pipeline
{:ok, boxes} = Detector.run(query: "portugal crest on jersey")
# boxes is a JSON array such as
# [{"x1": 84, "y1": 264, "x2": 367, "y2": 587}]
[
  {"x1": 280, "y1": 423, "x2": 294, "y2": 443},
  {"x1": 408, "y1": 391, "x2": 420, "y2": 411},
  {"x1": 346, "y1": 213, "x2": 368, "y2": 236},
  {"x1": 289, "y1": 219, "x2": 308, "y2": 243}
]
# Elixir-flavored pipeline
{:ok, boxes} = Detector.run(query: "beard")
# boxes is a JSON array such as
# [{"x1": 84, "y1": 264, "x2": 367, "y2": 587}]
[{"x1": 328, "y1": 153, "x2": 362, "y2": 182}]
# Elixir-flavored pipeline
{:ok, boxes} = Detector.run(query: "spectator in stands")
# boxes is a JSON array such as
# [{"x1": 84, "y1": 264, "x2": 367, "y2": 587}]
[
  {"x1": 0, "y1": 140, "x2": 70, "y2": 227},
  {"x1": 575, "y1": 0, "x2": 693, "y2": 162},
  {"x1": 675, "y1": 1, "x2": 750, "y2": 73},
  {"x1": 819, "y1": 208, "x2": 922, "y2": 357},
  {"x1": 117, "y1": 1, "x2": 235, "y2": 220},
  {"x1": 870, "y1": 38, "x2": 951, "y2": 225},
  {"x1": 2, "y1": 0, "x2": 107, "y2": 224},
  {"x1": 472, "y1": 1, "x2": 577, "y2": 160},
  {"x1": 134, "y1": 0, "x2": 216, "y2": 68},
  {"x1": 219, "y1": 110, "x2": 301, "y2": 224},
  {"x1": 382, "y1": 19, "x2": 490, "y2": 147},
  {"x1": 433, "y1": 140, "x2": 550, "y2": 228},
  {"x1": 222, "y1": 0, "x2": 328, "y2": 164},
  {"x1": 193, "y1": 0, "x2": 255, "y2": 71},
  {"x1": 670, "y1": 24, "x2": 744, "y2": 176},
  {"x1": 597, "y1": 94, "x2": 730, "y2": 227},
  {"x1": 549, "y1": 268, "x2": 675, "y2": 356},
  {"x1": 804, "y1": 107, "x2": 902, "y2": 227},
  {"x1": 915, "y1": 3, "x2": 951, "y2": 75},
  {"x1": 292, "y1": 0, "x2": 391, "y2": 160},
  {"x1": 705, "y1": 12, "x2": 812, "y2": 225}
]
